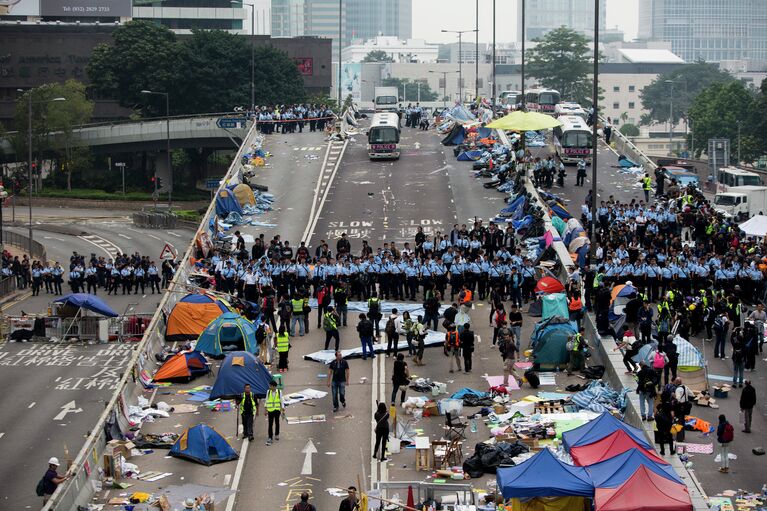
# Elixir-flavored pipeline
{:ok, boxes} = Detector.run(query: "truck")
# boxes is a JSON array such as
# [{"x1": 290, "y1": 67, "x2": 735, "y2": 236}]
[
  {"x1": 374, "y1": 86, "x2": 399, "y2": 113},
  {"x1": 713, "y1": 185, "x2": 767, "y2": 221}
]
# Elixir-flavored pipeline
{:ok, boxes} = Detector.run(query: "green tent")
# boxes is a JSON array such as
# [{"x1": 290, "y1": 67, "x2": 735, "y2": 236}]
[{"x1": 531, "y1": 316, "x2": 577, "y2": 371}]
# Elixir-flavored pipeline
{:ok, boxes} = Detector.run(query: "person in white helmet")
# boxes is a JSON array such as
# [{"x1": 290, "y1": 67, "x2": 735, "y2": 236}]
[{"x1": 39, "y1": 457, "x2": 69, "y2": 503}]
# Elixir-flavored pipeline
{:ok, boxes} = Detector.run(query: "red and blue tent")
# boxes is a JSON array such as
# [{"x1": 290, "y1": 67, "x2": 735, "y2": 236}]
[
  {"x1": 570, "y1": 429, "x2": 667, "y2": 467},
  {"x1": 585, "y1": 448, "x2": 683, "y2": 488},
  {"x1": 562, "y1": 412, "x2": 651, "y2": 451},
  {"x1": 594, "y1": 465, "x2": 692, "y2": 511},
  {"x1": 496, "y1": 448, "x2": 594, "y2": 499}
]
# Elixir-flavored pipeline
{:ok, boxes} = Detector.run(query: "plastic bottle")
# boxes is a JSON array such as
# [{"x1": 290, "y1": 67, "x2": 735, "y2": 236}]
[{"x1": 471, "y1": 417, "x2": 478, "y2": 433}]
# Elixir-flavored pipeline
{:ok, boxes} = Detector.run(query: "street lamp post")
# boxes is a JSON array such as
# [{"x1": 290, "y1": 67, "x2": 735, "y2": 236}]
[
  {"x1": 665, "y1": 79, "x2": 674, "y2": 156},
  {"x1": 429, "y1": 70, "x2": 458, "y2": 109},
  {"x1": 141, "y1": 90, "x2": 172, "y2": 208},
  {"x1": 492, "y1": 0, "x2": 496, "y2": 111},
  {"x1": 590, "y1": 0, "x2": 599, "y2": 256},
  {"x1": 442, "y1": 28, "x2": 477, "y2": 104},
  {"x1": 232, "y1": 1, "x2": 255, "y2": 111},
  {"x1": 337, "y1": 0, "x2": 342, "y2": 109},
  {"x1": 475, "y1": 0, "x2": 479, "y2": 102},
  {"x1": 737, "y1": 121, "x2": 741, "y2": 163},
  {"x1": 521, "y1": 0, "x2": 526, "y2": 110},
  {"x1": 0, "y1": 185, "x2": 7, "y2": 249},
  {"x1": 18, "y1": 89, "x2": 65, "y2": 257}
]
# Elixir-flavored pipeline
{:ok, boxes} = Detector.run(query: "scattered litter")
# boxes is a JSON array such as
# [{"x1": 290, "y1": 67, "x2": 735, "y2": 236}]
[
  {"x1": 283, "y1": 388, "x2": 328, "y2": 406},
  {"x1": 484, "y1": 375, "x2": 520, "y2": 390},
  {"x1": 286, "y1": 415, "x2": 326, "y2": 424},
  {"x1": 714, "y1": 453, "x2": 738, "y2": 462},
  {"x1": 326, "y1": 488, "x2": 349, "y2": 498},
  {"x1": 676, "y1": 442, "x2": 714, "y2": 454}
]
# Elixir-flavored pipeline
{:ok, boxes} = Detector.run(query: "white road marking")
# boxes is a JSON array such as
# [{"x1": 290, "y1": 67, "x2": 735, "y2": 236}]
[
  {"x1": 0, "y1": 433, "x2": 4, "y2": 440},
  {"x1": 28, "y1": 402, "x2": 36, "y2": 408},
  {"x1": 224, "y1": 438, "x2": 249, "y2": 511},
  {"x1": 148, "y1": 234, "x2": 161, "y2": 240},
  {"x1": 301, "y1": 141, "x2": 349, "y2": 245},
  {"x1": 223, "y1": 474, "x2": 231, "y2": 485},
  {"x1": 166, "y1": 231, "x2": 182, "y2": 237},
  {"x1": 301, "y1": 439, "x2": 318, "y2": 475},
  {"x1": 53, "y1": 400, "x2": 83, "y2": 420},
  {"x1": 117, "y1": 234, "x2": 131, "y2": 239},
  {"x1": 78, "y1": 234, "x2": 122, "y2": 258}
]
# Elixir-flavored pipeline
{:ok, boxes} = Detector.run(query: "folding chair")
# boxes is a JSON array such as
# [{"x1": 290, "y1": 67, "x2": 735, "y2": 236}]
[{"x1": 444, "y1": 411, "x2": 467, "y2": 440}]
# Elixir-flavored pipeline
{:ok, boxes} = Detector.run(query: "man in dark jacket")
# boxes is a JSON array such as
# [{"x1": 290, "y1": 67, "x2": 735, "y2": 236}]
[
  {"x1": 459, "y1": 323, "x2": 475, "y2": 373},
  {"x1": 356, "y1": 314, "x2": 375, "y2": 360},
  {"x1": 740, "y1": 380, "x2": 756, "y2": 433},
  {"x1": 637, "y1": 361, "x2": 657, "y2": 421}
]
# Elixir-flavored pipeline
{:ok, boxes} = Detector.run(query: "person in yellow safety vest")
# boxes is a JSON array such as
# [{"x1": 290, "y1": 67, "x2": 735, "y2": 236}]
[
  {"x1": 239, "y1": 383, "x2": 258, "y2": 441},
  {"x1": 641, "y1": 173, "x2": 652, "y2": 202},
  {"x1": 566, "y1": 327, "x2": 587, "y2": 376},
  {"x1": 275, "y1": 324, "x2": 290, "y2": 373},
  {"x1": 264, "y1": 379, "x2": 284, "y2": 446},
  {"x1": 291, "y1": 297, "x2": 305, "y2": 337}
]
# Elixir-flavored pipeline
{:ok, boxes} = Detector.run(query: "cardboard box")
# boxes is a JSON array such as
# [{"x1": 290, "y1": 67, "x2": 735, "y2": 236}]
[
  {"x1": 423, "y1": 402, "x2": 439, "y2": 417},
  {"x1": 107, "y1": 440, "x2": 136, "y2": 459}
]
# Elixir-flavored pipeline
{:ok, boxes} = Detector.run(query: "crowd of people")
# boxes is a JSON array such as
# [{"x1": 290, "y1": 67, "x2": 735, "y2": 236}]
[{"x1": 252, "y1": 104, "x2": 336, "y2": 134}]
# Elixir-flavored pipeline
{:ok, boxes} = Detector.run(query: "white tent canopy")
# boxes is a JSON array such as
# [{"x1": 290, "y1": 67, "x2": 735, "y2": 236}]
[{"x1": 739, "y1": 214, "x2": 767, "y2": 237}]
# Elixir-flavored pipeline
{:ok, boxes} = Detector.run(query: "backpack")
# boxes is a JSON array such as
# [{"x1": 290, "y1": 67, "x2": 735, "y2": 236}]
[
  {"x1": 713, "y1": 316, "x2": 727, "y2": 332},
  {"x1": 35, "y1": 477, "x2": 46, "y2": 497},
  {"x1": 385, "y1": 318, "x2": 396, "y2": 335},
  {"x1": 653, "y1": 351, "x2": 667, "y2": 369},
  {"x1": 264, "y1": 295, "x2": 275, "y2": 311},
  {"x1": 722, "y1": 422, "x2": 734, "y2": 443}
]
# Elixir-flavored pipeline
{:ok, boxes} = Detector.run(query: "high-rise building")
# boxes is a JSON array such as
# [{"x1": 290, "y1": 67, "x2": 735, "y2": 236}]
[
  {"x1": 271, "y1": 0, "x2": 411, "y2": 57},
  {"x1": 523, "y1": 0, "x2": 606, "y2": 40},
  {"x1": 639, "y1": 0, "x2": 767, "y2": 63}
]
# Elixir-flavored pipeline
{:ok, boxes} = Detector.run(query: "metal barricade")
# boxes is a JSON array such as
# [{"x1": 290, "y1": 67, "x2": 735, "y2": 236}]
[
  {"x1": 374, "y1": 481, "x2": 476, "y2": 507},
  {"x1": 0, "y1": 276, "x2": 17, "y2": 298},
  {"x1": 112, "y1": 314, "x2": 154, "y2": 342}
]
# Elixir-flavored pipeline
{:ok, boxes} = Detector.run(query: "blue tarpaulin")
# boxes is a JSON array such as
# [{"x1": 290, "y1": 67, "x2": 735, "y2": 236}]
[
  {"x1": 570, "y1": 381, "x2": 629, "y2": 414},
  {"x1": 450, "y1": 388, "x2": 488, "y2": 400},
  {"x1": 496, "y1": 448, "x2": 595, "y2": 498},
  {"x1": 562, "y1": 412, "x2": 651, "y2": 451},
  {"x1": 457, "y1": 150, "x2": 484, "y2": 161},
  {"x1": 53, "y1": 293, "x2": 118, "y2": 317}
]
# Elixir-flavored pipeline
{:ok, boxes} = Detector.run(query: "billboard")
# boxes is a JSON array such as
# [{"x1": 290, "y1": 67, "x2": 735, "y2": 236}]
[
  {"x1": 40, "y1": 0, "x2": 131, "y2": 17},
  {"x1": 0, "y1": 0, "x2": 40, "y2": 16},
  {"x1": 294, "y1": 58, "x2": 313, "y2": 77},
  {"x1": 340, "y1": 63, "x2": 361, "y2": 103}
]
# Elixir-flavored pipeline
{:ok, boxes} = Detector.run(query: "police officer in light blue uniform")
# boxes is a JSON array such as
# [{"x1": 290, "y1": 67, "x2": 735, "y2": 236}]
[
  {"x1": 148, "y1": 262, "x2": 160, "y2": 294},
  {"x1": 31, "y1": 263, "x2": 42, "y2": 296},
  {"x1": 449, "y1": 257, "x2": 465, "y2": 301},
  {"x1": 85, "y1": 264, "x2": 99, "y2": 294},
  {"x1": 69, "y1": 266, "x2": 82, "y2": 293}
]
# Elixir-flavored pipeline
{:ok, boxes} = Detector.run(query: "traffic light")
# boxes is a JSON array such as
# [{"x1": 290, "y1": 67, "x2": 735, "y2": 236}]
[{"x1": 156, "y1": 177, "x2": 163, "y2": 189}]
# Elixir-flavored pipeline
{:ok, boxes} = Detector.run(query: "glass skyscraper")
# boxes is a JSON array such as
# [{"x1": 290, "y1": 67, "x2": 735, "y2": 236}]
[
  {"x1": 639, "y1": 0, "x2": 767, "y2": 63},
  {"x1": 271, "y1": 0, "x2": 411, "y2": 57},
  {"x1": 524, "y1": 0, "x2": 606, "y2": 40}
]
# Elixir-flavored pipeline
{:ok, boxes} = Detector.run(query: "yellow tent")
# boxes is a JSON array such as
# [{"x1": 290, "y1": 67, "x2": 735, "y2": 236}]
[
  {"x1": 486, "y1": 111, "x2": 562, "y2": 132},
  {"x1": 232, "y1": 183, "x2": 256, "y2": 206}
]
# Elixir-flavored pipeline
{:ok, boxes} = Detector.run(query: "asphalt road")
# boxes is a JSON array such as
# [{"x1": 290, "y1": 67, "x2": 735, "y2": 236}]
[{"x1": 0, "y1": 209, "x2": 194, "y2": 509}]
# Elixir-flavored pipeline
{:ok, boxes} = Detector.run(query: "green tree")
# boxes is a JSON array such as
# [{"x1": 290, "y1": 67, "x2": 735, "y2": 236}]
[
  {"x1": 527, "y1": 26, "x2": 596, "y2": 106},
  {"x1": 381, "y1": 78, "x2": 438, "y2": 102},
  {"x1": 173, "y1": 30, "x2": 250, "y2": 114},
  {"x1": 619, "y1": 123, "x2": 640, "y2": 137},
  {"x1": 252, "y1": 45, "x2": 306, "y2": 106},
  {"x1": 14, "y1": 80, "x2": 94, "y2": 190},
  {"x1": 752, "y1": 79, "x2": 767, "y2": 157},
  {"x1": 362, "y1": 50, "x2": 394, "y2": 63},
  {"x1": 86, "y1": 20, "x2": 180, "y2": 115},
  {"x1": 639, "y1": 61, "x2": 734, "y2": 126},
  {"x1": 687, "y1": 80, "x2": 758, "y2": 161}
]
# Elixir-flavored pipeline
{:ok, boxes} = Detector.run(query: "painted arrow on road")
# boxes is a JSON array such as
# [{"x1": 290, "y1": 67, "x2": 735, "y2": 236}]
[
  {"x1": 53, "y1": 401, "x2": 83, "y2": 421},
  {"x1": 301, "y1": 439, "x2": 318, "y2": 475}
]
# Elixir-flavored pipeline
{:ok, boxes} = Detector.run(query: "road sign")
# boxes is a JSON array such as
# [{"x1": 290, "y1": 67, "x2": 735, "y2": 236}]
[
  {"x1": 217, "y1": 117, "x2": 247, "y2": 129},
  {"x1": 54, "y1": 400, "x2": 83, "y2": 421},
  {"x1": 300, "y1": 439, "x2": 317, "y2": 475},
  {"x1": 205, "y1": 178, "x2": 221, "y2": 190},
  {"x1": 160, "y1": 243, "x2": 176, "y2": 260}
]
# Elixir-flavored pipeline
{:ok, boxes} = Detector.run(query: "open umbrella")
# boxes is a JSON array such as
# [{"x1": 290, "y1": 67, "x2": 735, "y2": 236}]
[
  {"x1": 53, "y1": 293, "x2": 119, "y2": 317},
  {"x1": 486, "y1": 110, "x2": 563, "y2": 132}
]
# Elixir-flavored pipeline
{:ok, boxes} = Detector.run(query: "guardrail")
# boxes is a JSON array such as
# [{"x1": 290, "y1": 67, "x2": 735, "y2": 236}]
[
  {"x1": 607, "y1": 120, "x2": 658, "y2": 173},
  {"x1": 0, "y1": 276, "x2": 16, "y2": 298},
  {"x1": 42, "y1": 118, "x2": 261, "y2": 510},
  {"x1": 3, "y1": 230, "x2": 47, "y2": 261}
]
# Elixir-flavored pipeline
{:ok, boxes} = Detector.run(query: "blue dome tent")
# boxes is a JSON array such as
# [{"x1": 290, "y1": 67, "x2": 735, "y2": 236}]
[
  {"x1": 215, "y1": 188, "x2": 243, "y2": 218},
  {"x1": 210, "y1": 351, "x2": 273, "y2": 400},
  {"x1": 195, "y1": 312, "x2": 258, "y2": 358},
  {"x1": 585, "y1": 448, "x2": 683, "y2": 488},
  {"x1": 169, "y1": 423, "x2": 238, "y2": 465},
  {"x1": 530, "y1": 316, "x2": 578, "y2": 371}
]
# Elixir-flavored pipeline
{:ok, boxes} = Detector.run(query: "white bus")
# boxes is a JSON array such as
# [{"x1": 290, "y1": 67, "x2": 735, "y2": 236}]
[
  {"x1": 367, "y1": 112, "x2": 401, "y2": 160},
  {"x1": 499, "y1": 90, "x2": 521, "y2": 109},
  {"x1": 524, "y1": 88, "x2": 561, "y2": 114},
  {"x1": 553, "y1": 115, "x2": 592, "y2": 164},
  {"x1": 717, "y1": 166, "x2": 762, "y2": 191},
  {"x1": 555, "y1": 102, "x2": 587, "y2": 121}
]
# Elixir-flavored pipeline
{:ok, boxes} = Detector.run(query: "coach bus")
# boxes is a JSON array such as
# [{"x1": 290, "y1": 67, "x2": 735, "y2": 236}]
[
  {"x1": 524, "y1": 88, "x2": 561, "y2": 114},
  {"x1": 553, "y1": 115, "x2": 592, "y2": 164},
  {"x1": 367, "y1": 112, "x2": 401, "y2": 160},
  {"x1": 555, "y1": 102, "x2": 587, "y2": 121}
]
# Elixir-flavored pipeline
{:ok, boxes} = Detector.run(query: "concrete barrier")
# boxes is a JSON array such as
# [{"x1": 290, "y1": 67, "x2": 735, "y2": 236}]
[{"x1": 42, "y1": 123, "x2": 262, "y2": 511}]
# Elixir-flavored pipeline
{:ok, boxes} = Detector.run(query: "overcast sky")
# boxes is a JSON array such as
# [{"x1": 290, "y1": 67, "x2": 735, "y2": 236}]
[{"x1": 247, "y1": 0, "x2": 639, "y2": 42}]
